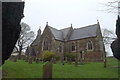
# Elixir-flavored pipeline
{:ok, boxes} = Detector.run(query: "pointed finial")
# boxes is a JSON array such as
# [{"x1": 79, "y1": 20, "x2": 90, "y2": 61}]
[
  {"x1": 46, "y1": 22, "x2": 48, "y2": 26},
  {"x1": 37, "y1": 26, "x2": 41, "y2": 35},
  {"x1": 97, "y1": 19, "x2": 100, "y2": 27},
  {"x1": 97, "y1": 19, "x2": 99, "y2": 23},
  {"x1": 71, "y1": 24, "x2": 72, "y2": 27},
  {"x1": 97, "y1": 19, "x2": 99, "y2": 24},
  {"x1": 118, "y1": 15, "x2": 120, "y2": 19}
]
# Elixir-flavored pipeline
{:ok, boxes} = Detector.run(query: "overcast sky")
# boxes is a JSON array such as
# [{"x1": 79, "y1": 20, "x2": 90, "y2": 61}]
[{"x1": 21, "y1": 0, "x2": 118, "y2": 56}]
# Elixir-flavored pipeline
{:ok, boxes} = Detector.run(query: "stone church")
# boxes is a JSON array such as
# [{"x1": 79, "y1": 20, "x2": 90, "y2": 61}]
[{"x1": 30, "y1": 21, "x2": 105, "y2": 61}]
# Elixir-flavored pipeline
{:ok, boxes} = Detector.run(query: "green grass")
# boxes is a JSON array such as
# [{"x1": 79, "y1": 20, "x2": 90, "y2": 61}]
[{"x1": 2, "y1": 57, "x2": 119, "y2": 78}]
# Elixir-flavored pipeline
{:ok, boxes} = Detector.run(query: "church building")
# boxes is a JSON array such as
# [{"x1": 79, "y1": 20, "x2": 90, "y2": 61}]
[{"x1": 30, "y1": 21, "x2": 105, "y2": 61}]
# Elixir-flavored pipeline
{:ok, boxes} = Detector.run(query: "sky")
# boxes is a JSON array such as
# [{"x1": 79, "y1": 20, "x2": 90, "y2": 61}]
[{"x1": 21, "y1": 0, "x2": 118, "y2": 56}]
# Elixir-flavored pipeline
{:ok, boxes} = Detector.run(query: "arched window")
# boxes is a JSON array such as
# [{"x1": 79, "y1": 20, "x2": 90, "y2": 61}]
[
  {"x1": 43, "y1": 37, "x2": 49, "y2": 50},
  {"x1": 59, "y1": 43, "x2": 62, "y2": 53},
  {"x1": 71, "y1": 43, "x2": 76, "y2": 51},
  {"x1": 87, "y1": 40, "x2": 93, "y2": 51}
]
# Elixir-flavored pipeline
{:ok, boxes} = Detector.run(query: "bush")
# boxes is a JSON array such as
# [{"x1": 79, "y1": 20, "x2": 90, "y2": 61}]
[
  {"x1": 42, "y1": 51, "x2": 55, "y2": 61},
  {"x1": 66, "y1": 53, "x2": 76, "y2": 61},
  {"x1": 55, "y1": 55, "x2": 61, "y2": 61}
]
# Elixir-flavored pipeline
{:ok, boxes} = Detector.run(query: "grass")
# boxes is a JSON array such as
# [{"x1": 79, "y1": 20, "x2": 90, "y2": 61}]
[{"x1": 2, "y1": 57, "x2": 119, "y2": 78}]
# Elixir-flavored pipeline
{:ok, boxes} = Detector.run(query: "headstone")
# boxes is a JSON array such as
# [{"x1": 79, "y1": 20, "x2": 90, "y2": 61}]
[
  {"x1": 36, "y1": 58, "x2": 39, "y2": 64},
  {"x1": 69, "y1": 58, "x2": 72, "y2": 64},
  {"x1": 61, "y1": 58, "x2": 64, "y2": 65},
  {"x1": 53, "y1": 58, "x2": 56, "y2": 64},
  {"x1": 13, "y1": 58, "x2": 17, "y2": 62},
  {"x1": 80, "y1": 58, "x2": 83, "y2": 65},
  {"x1": 75, "y1": 58, "x2": 78, "y2": 67},
  {"x1": 65, "y1": 57, "x2": 67, "y2": 63},
  {"x1": 62, "y1": 60, "x2": 64, "y2": 65},
  {"x1": 51, "y1": 58, "x2": 53, "y2": 64},
  {"x1": 13, "y1": 57, "x2": 17, "y2": 62},
  {"x1": 51, "y1": 58, "x2": 56, "y2": 64},
  {"x1": 43, "y1": 62, "x2": 52, "y2": 79},
  {"x1": 28, "y1": 57, "x2": 32, "y2": 64},
  {"x1": 23, "y1": 56, "x2": 26, "y2": 60},
  {"x1": 25, "y1": 56, "x2": 29, "y2": 62}
]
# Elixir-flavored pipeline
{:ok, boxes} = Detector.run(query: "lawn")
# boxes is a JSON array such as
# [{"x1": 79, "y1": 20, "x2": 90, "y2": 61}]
[{"x1": 2, "y1": 57, "x2": 119, "y2": 78}]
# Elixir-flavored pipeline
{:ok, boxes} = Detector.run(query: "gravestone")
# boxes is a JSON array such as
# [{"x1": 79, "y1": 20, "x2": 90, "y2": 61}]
[
  {"x1": 75, "y1": 58, "x2": 78, "y2": 67},
  {"x1": 65, "y1": 57, "x2": 67, "y2": 63},
  {"x1": 25, "y1": 56, "x2": 29, "y2": 62},
  {"x1": 61, "y1": 58, "x2": 65, "y2": 65},
  {"x1": 13, "y1": 57, "x2": 17, "y2": 62},
  {"x1": 51, "y1": 58, "x2": 54, "y2": 64},
  {"x1": 51, "y1": 58, "x2": 56, "y2": 64},
  {"x1": 43, "y1": 62, "x2": 52, "y2": 79},
  {"x1": 28, "y1": 57, "x2": 32, "y2": 64},
  {"x1": 36, "y1": 58, "x2": 39, "y2": 64},
  {"x1": 62, "y1": 61, "x2": 64, "y2": 65},
  {"x1": 69, "y1": 58, "x2": 72, "y2": 64}
]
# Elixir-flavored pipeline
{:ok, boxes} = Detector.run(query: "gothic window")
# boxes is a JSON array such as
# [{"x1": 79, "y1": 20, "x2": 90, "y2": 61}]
[
  {"x1": 87, "y1": 40, "x2": 93, "y2": 51},
  {"x1": 43, "y1": 37, "x2": 49, "y2": 50},
  {"x1": 59, "y1": 43, "x2": 62, "y2": 53},
  {"x1": 72, "y1": 43, "x2": 76, "y2": 51}
]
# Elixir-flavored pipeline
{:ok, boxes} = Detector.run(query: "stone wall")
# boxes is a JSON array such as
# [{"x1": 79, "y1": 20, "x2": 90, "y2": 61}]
[
  {"x1": 37, "y1": 26, "x2": 61, "y2": 59},
  {"x1": 67, "y1": 37, "x2": 104, "y2": 61},
  {"x1": 36, "y1": 24, "x2": 105, "y2": 62}
]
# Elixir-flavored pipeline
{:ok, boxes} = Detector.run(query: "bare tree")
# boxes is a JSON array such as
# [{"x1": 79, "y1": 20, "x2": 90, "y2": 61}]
[
  {"x1": 15, "y1": 22, "x2": 35, "y2": 59},
  {"x1": 101, "y1": 28, "x2": 116, "y2": 68},
  {"x1": 102, "y1": 28, "x2": 116, "y2": 45},
  {"x1": 99, "y1": 0, "x2": 120, "y2": 13}
]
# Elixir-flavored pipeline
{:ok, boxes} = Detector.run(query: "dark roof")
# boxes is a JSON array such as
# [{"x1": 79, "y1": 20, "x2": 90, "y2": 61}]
[
  {"x1": 33, "y1": 23, "x2": 98, "y2": 43},
  {"x1": 61, "y1": 27, "x2": 71, "y2": 38},
  {"x1": 48, "y1": 26, "x2": 73, "y2": 41},
  {"x1": 48, "y1": 26, "x2": 63, "y2": 41},
  {"x1": 48, "y1": 24, "x2": 98, "y2": 41},
  {"x1": 69, "y1": 24, "x2": 98, "y2": 40},
  {"x1": 31, "y1": 34, "x2": 41, "y2": 46}
]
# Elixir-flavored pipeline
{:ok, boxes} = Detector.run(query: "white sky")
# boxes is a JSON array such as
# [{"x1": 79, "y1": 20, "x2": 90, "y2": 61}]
[{"x1": 21, "y1": 0, "x2": 118, "y2": 56}]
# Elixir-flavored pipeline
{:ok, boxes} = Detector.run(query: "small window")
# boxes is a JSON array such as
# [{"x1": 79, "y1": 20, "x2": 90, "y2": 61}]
[
  {"x1": 87, "y1": 40, "x2": 93, "y2": 51},
  {"x1": 43, "y1": 37, "x2": 49, "y2": 50},
  {"x1": 72, "y1": 43, "x2": 76, "y2": 51},
  {"x1": 59, "y1": 43, "x2": 62, "y2": 53}
]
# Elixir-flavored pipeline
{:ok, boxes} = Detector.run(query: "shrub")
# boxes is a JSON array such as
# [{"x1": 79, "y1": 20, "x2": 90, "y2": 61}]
[
  {"x1": 66, "y1": 53, "x2": 76, "y2": 61},
  {"x1": 55, "y1": 54, "x2": 61, "y2": 61},
  {"x1": 42, "y1": 51, "x2": 55, "y2": 61}
]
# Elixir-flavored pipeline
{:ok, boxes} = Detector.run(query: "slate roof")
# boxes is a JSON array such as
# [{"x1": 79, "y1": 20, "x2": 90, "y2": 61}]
[
  {"x1": 48, "y1": 26, "x2": 63, "y2": 41},
  {"x1": 61, "y1": 27, "x2": 71, "y2": 38},
  {"x1": 48, "y1": 24, "x2": 98, "y2": 41},
  {"x1": 48, "y1": 26, "x2": 73, "y2": 41},
  {"x1": 32, "y1": 23, "x2": 98, "y2": 44},
  {"x1": 69, "y1": 24, "x2": 98, "y2": 40},
  {"x1": 31, "y1": 35, "x2": 41, "y2": 46}
]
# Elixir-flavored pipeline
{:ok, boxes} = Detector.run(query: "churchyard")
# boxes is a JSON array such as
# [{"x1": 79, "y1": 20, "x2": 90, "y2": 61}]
[{"x1": 2, "y1": 57, "x2": 119, "y2": 78}]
